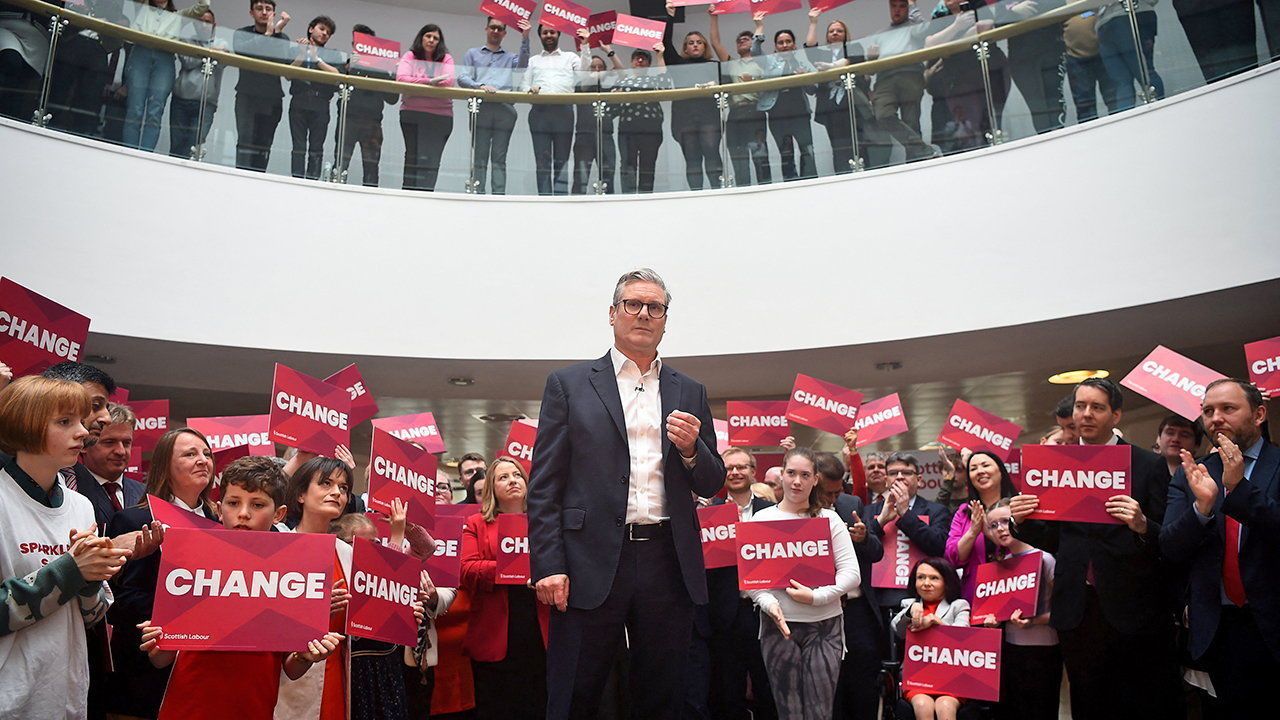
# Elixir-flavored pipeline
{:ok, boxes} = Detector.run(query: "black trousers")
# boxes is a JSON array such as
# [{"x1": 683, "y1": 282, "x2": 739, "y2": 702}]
[
  {"x1": 1176, "y1": 1, "x2": 1260, "y2": 83},
  {"x1": 997, "y1": 641, "x2": 1061, "y2": 720},
  {"x1": 400, "y1": 109, "x2": 453, "y2": 192},
  {"x1": 674, "y1": 121, "x2": 722, "y2": 190},
  {"x1": 710, "y1": 598, "x2": 777, "y2": 720},
  {"x1": 402, "y1": 663, "x2": 435, "y2": 718},
  {"x1": 337, "y1": 113, "x2": 384, "y2": 187},
  {"x1": 545, "y1": 526, "x2": 695, "y2": 720},
  {"x1": 48, "y1": 32, "x2": 110, "y2": 137},
  {"x1": 1057, "y1": 587, "x2": 1180, "y2": 720},
  {"x1": 833, "y1": 597, "x2": 879, "y2": 720},
  {"x1": 725, "y1": 105, "x2": 771, "y2": 185},
  {"x1": 1008, "y1": 28, "x2": 1066, "y2": 135},
  {"x1": 471, "y1": 100, "x2": 517, "y2": 194},
  {"x1": 234, "y1": 92, "x2": 283, "y2": 172},
  {"x1": 474, "y1": 587, "x2": 547, "y2": 720},
  {"x1": 766, "y1": 92, "x2": 815, "y2": 180},
  {"x1": 289, "y1": 98, "x2": 331, "y2": 180},
  {"x1": 1204, "y1": 605, "x2": 1275, "y2": 717},
  {"x1": 571, "y1": 130, "x2": 616, "y2": 194},
  {"x1": 528, "y1": 104, "x2": 573, "y2": 195},
  {"x1": 617, "y1": 126, "x2": 663, "y2": 194}
]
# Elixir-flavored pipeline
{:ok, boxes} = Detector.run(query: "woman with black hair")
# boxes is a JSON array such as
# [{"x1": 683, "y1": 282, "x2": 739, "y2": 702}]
[
  {"x1": 891, "y1": 557, "x2": 970, "y2": 720},
  {"x1": 397, "y1": 23, "x2": 455, "y2": 191},
  {"x1": 944, "y1": 449, "x2": 1020, "y2": 601}
]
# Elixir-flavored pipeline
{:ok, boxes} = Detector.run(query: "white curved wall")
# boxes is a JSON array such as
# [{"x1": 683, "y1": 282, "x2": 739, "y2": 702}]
[{"x1": 2, "y1": 64, "x2": 1278, "y2": 360}]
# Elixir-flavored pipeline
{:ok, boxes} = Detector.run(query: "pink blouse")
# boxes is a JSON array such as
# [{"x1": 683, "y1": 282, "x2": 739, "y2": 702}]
[{"x1": 396, "y1": 52, "x2": 455, "y2": 116}]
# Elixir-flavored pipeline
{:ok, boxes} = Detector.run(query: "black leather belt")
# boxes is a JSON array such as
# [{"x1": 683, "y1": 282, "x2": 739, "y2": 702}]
[{"x1": 626, "y1": 520, "x2": 669, "y2": 541}]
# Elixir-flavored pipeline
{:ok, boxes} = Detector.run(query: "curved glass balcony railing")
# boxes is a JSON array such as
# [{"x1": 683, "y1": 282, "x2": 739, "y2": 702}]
[{"x1": 0, "y1": 0, "x2": 1272, "y2": 196}]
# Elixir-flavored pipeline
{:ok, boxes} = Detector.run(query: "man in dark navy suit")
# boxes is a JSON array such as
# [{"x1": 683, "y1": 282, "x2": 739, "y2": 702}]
[
  {"x1": 528, "y1": 268, "x2": 725, "y2": 720},
  {"x1": 75, "y1": 403, "x2": 147, "y2": 531},
  {"x1": 1163, "y1": 378, "x2": 1277, "y2": 716}
]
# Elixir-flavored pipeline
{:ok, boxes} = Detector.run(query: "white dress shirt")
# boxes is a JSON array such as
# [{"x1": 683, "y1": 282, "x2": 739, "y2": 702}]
[
  {"x1": 89, "y1": 470, "x2": 124, "y2": 509},
  {"x1": 612, "y1": 347, "x2": 666, "y2": 524},
  {"x1": 522, "y1": 48, "x2": 581, "y2": 94}
]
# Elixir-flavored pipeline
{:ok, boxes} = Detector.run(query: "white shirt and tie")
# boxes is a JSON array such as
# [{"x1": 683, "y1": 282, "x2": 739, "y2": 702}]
[
  {"x1": 89, "y1": 470, "x2": 124, "y2": 511},
  {"x1": 610, "y1": 347, "x2": 697, "y2": 526}
]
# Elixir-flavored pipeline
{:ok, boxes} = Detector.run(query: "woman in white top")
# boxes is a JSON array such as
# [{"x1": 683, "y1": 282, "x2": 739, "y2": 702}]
[{"x1": 748, "y1": 447, "x2": 860, "y2": 720}]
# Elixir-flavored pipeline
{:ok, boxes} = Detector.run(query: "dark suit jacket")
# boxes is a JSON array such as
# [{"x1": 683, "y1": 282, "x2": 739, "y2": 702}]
[
  {"x1": 1162, "y1": 439, "x2": 1280, "y2": 660},
  {"x1": 867, "y1": 494, "x2": 951, "y2": 608},
  {"x1": 706, "y1": 496, "x2": 775, "y2": 635},
  {"x1": 71, "y1": 462, "x2": 145, "y2": 532},
  {"x1": 528, "y1": 352, "x2": 725, "y2": 610},
  {"x1": 830, "y1": 493, "x2": 886, "y2": 618},
  {"x1": 1041, "y1": 440, "x2": 1172, "y2": 635},
  {"x1": 105, "y1": 503, "x2": 217, "y2": 718}
]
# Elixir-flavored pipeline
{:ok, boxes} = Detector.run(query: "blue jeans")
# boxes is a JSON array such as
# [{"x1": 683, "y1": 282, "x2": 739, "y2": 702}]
[
  {"x1": 123, "y1": 45, "x2": 176, "y2": 151},
  {"x1": 168, "y1": 96, "x2": 215, "y2": 159},
  {"x1": 1097, "y1": 11, "x2": 1164, "y2": 113}
]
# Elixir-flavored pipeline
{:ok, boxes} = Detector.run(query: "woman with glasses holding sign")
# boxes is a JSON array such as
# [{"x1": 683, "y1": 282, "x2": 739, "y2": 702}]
[
  {"x1": 461, "y1": 456, "x2": 550, "y2": 720},
  {"x1": 747, "y1": 447, "x2": 859, "y2": 720}
]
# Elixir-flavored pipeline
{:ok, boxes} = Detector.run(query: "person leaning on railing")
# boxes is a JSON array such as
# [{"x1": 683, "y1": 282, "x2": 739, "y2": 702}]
[
  {"x1": 610, "y1": 44, "x2": 670, "y2": 194},
  {"x1": 456, "y1": 16, "x2": 531, "y2": 195},
  {"x1": 232, "y1": 0, "x2": 291, "y2": 172},
  {"x1": 336, "y1": 23, "x2": 399, "y2": 188},
  {"x1": 286, "y1": 15, "x2": 341, "y2": 180},
  {"x1": 752, "y1": 11, "x2": 819, "y2": 181},
  {"x1": 708, "y1": 6, "x2": 773, "y2": 186},
  {"x1": 170, "y1": 8, "x2": 225, "y2": 159},
  {"x1": 993, "y1": 0, "x2": 1068, "y2": 135},
  {"x1": 664, "y1": 1, "x2": 723, "y2": 191},
  {"x1": 866, "y1": 0, "x2": 938, "y2": 163},
  {"x1": 571, "y1": 27, "x2": 621, "y2": 195},
  {"x1": 396, "y1": 22, "x2": 455, "y2": 192},
  {"x1": 46, "y1": 0, "x2": 128, "y2": 138},
  {"x1": 924, "y1": 0, "x2": 1007, "y2": 154},
  {"x1": 121, "y1": 0, "x2": 210, "y2": 153},
  {"x1": 803, "y1": 7, "x2": 888, "y2": 172}
]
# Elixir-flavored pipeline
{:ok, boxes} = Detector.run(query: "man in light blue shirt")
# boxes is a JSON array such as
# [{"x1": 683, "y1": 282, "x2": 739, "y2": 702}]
[{"x1": 457, "y1": 17, "x2": 531, "y2": 194}]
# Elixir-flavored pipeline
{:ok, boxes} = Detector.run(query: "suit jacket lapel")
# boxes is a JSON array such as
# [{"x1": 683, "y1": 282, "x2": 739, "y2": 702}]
[
  {"x1": 660, "y1": 365, "x2": 680, "y2": 458},
  {"x1": 589, "y1": 352, "x2": 628, "y2": 443}
]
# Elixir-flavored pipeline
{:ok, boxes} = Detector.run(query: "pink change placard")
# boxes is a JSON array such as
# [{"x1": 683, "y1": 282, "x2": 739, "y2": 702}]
[
  {"x1": 969, "y1": 551, "x2": 1041, "y2": 624},
  {"x1": 1020, "y1": 444, "x2": 1130, "y2": 524},
  {"x1": 503, "y1": 419, "x2": 538, "y2": 476},
  {"x1": 0, "y1": 277, "x2": 90, "y2": 377},
  {"x1": 367, "y1": 428, "x2": 438, "y2": 530},
  {"x1": 267, "y1": 364, "x2": 351, "y2": 455},
  {"x1": 187, "y1": 415, "x2": 274, "y2": 456},
  {"x1": 370, "y1": 412, "x2": 446, "y2": 454},
  {"x1": 698, "y1": 503, "x2": 740, "y2": 569},
  {"x1": 736, "y1": 517, "x2": 835, "y2": 591},
  {"x1": 610, "y1": 13, "x2": 665, "y2": 50},
  {"x1": 727, "y1": 400, "x2": 790, "y2": 447},
  {"x1": 937, "y1": 399, "x2": 1022, "y2": 462},
  {"x1": 539, "y1": 0, "x2": 590, "y2": 33},
  {"x1": 131, "y1": 399, "x2": 170, "y2": 453},
  {"x1": 351, "y1": 32, "x2": 400, "y2": 74},
  {"x1": 480, "y1": 0, "x2": 536, "y2": 28},
  {"x1": 852, "y1": 393, "x2": 909, "y2": 447},
  {"x1": 902, "y1": 625, "x2": 1002, "y2": 703},
  {"x1": 347, "y1": 537, "x2": 421, "y2": 646},
  {"x1": 785, "y1": 374, "x2": 864, "y2": 437},
  {"x1": 1246, "y1": 336, "x2": 1280, "y2": 395},
  {"x1": 1120, "y1": 345, "x2": 1226, "y2": 421},
  {"x1": 496, "y1": 513, "x2": 530, "y2": 584},
  {"x1": 324, "y1": 363, "x2": 379, "y2": 426}
]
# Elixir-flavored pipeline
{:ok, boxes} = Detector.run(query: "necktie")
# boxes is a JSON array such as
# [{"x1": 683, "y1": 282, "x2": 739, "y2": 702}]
[
  {"x1": 1222, "y1": 497, "x2": 1246, "y2": 606},
  {"x1": 60, "y1": 467, "x2": 77, "y2": 491},
  {"x1": 104, "y1": 481, "x2": 123, "y2": 512}
]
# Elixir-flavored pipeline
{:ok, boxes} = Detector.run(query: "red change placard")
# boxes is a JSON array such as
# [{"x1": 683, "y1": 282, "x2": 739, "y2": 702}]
[
  {"x1": 713, "y1": 418, "x2": 730, "y2": 453},
  {"x1": 186, "y1": 414, "x2": 274, "y2": 456},
  {"x1": 268, "y1": 364, "x2": 351, "y2": 456},
  {"x1": 902, "y1": 625, "x2": 1002, "y2": 703},
  {"x1": 504, "y1": 419, "x2": 538, "y2": 476},
  {"x1": 1247, "y1": 336, "x2": 1280, "y2": 395},
  {"x1": 1020, "y1": 444, "x2": 1130, "y2": 524},
  {"x1": 110, "y1": 386, "x2": 130, "y2": 404},
  {"x1": 211, "y1": 444, "x2": 252, "y2": 501},
  {"x1": 970, "y1": 551, "x2": 1041, "y2": 624},
  {"x1": 750, "y1": 0, "x2": 803, "y2": 15},
  {"x1": 368, "y1": 428, "x2": 438, "y2": 530},
  {"x1": 480, "y1": 0, "x2": 536, "y2": 28},
  {"x1": 853, "y1": 393, "x2": 909, "y2": 447},
  {"x1": 0, "y1": 277, "x2": 91, "y2": 377},
  {"x1": 871, "y1": 515, "x2": 930, "y2": 589},
  {"x1": 1120, "y1": 345, "x2": 1226, "y2": 422},
  {"x1": 352, "y1": 32, "x2": 400, "y2": 74},
  {"x1": 727, "y1": 400, "x2": 790, "y2": 447},
  {"x1": 424, "y1": 503, "x2": 474, "y2": 588},
  {"x1": 587, "y1": 11, "x2": 616, "y2": 47},
  {"x1": 130, "y1": 399, "x2": 170, "y2": 453},
  {"x1": 710, "y1": 0, "x2": 750, "y2": 14},
  {"x1": 610, "y1": 13, "x2": 665, "y2": 50},
  {"x1": 148, "y1": 494, "x2": 221, "y2": 530},
  {"x1": 152, "y1": 527, "x2": 334, "y2": 651},
  {"x1": 698, "y1": 503, "x2": 739, "y2": 569},
  {"x1": 496, "y1": 513, "x2": 530, "y2": 585},
  {"x1": 324, "y1": 363, "x2": 379, "y2": 427},
  {"x1": 348, "y1": 537, "x2": 421, "y2": 646},
  {"x1": 540, "y1": 0, "x2": 590, "y2": 33},
  {"x1": 808, "y1": 0, "x2": 854, "y2": 12},
  {"x1": 736, "y1": 517, "x2": 835, "y2": 591},
  {"x1": 370, "y1": 412, "x2": 446, "y2": 454},
  {"x1": 786, "y1": 374, "x2": 865, "y2": 437},
  {"x1": 937, "y1": 399, "x2": 1022, "y2": 462}
]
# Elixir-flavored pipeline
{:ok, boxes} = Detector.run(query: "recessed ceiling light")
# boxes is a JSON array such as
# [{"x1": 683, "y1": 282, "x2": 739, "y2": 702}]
[
  {"x1": 84, "y1": 354, "x2": 116, "y2": 364},
  {"x1": 1047, "y1": 369, "x2": 1110, "y2": 385},
  {"x1": 448, "y1": 377, "x2": 475, "y2": 387}
]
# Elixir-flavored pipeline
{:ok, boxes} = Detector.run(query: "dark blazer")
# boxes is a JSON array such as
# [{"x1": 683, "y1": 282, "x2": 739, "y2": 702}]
[
  {"x1": 1045, "y1": 440, "x2": 1172, "y2": 635},
  {"x1": 105, "y1": 502, "x2": 217, "y2": 718},
  {"x1": 71, "y1": 462, "x2": 145, "y2": 532},
  {"x1": 706, "y1": 496, "x2": 775, "y2": 635},
  {"x1": 460, "y1": 511, "x2": 551, "y2": 662},
  {"x1": 528, "y1": 352, "x2": 725, "y2": 610},
  {"x1": 1162, "y1": 439, "x2": 1280, "y2": 661},
  {"x1": 831, "y1": 493, "x2": 886, "y2": 617},
  {"x1": 867, "y1": 493, "x2": 951, "y2": 609}
]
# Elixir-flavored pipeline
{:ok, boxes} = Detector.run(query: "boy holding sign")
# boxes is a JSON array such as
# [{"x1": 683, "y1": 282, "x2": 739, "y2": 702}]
[{"x1": 136, "y1": 457, "x2": 344, "y2": 720}]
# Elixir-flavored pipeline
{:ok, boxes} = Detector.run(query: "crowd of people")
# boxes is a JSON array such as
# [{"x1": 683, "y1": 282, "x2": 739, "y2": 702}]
[
  {"x1": 1, "y1": 0, "x2": 1276, "y2": 192},
  {"x1": 0, "y1": 276, "x2": 1275, "y2": 719}
]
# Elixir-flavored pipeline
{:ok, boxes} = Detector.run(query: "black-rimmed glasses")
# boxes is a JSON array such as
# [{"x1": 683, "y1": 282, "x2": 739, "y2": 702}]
[{"x1": 615, "y1": 299, "x2": 668, "y2": 319}]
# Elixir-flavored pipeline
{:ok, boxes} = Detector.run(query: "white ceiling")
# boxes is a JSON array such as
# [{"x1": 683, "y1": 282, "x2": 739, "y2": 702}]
[{"x1": 89, "y1": 280, "x2": 1280, "y2": 483}]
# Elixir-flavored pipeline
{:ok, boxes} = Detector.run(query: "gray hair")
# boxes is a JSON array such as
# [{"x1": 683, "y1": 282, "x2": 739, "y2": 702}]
[
  {"x1": 612, "y1": 268, "x2": 671, "y2": 306},
  {"x1": 885, "y1": 451, "x2": 920, "y2": 473},
  {"x1": 107, "y1": 402, "x2": 136, "y2": 427}
]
